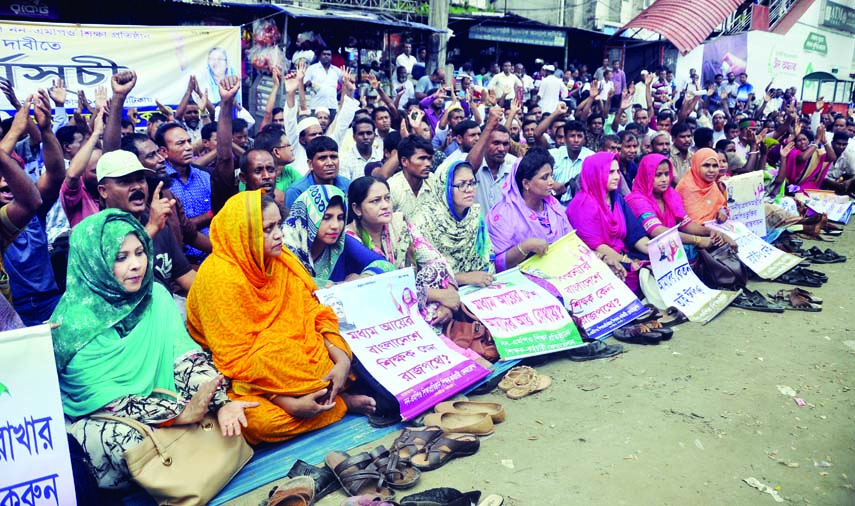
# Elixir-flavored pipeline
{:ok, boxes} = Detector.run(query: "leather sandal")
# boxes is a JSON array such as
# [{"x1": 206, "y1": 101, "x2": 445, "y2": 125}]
[
  {"x1": 613, "y1": 323, "x2": 662, "y2": 345},
  {"x1": 391, "y1": 426, "x2": 443, "y2": 462},
  {"x1": 265, "y1": 476, "x2": 315, "y2": 506},
  {"x1": 286, "y1": 459, "x2": 341, "y2": 501},
  {"x1": 400, "y1": 487, "x2": 482, "y2": 506},
  {"x1": 422, "y1": 412, "x2": 494, "y2": 435},
  {"x1": 658, "y1": 307, "x2": 688, "y2": 328},
  {"x1": 731, "y1": 289, "x2": 784, "y2": 313},
  {"x1": 408, "y1": 434, "x2": 481, "y2": 471},
  {"x1": 497, "y1": 366, "x2": 536, "y2": 392},
  {"x1": 368, "y1": 445, "x2": 421, "y2": 490},
  {"x1": 768, "y1": 289, "x2": 822, "y2": 312},
  {"x1": 774, "y1": 268, "x2": 823, "y2": 288},
  {"x1": 434, "y1": 401, "x2": 505, "y2": 423},
  {"x1": 324, "y1": 450, "x2": 395, "y2": 500}
]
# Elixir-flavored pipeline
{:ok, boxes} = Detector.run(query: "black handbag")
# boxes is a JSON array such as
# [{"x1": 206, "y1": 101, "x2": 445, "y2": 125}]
[{"x1": 694, "y1": 244, "x2": 748, "y2": 290}]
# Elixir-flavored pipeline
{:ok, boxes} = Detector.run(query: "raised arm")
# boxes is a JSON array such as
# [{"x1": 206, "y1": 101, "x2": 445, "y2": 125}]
[
  {"x1": 611, "y1": 88, "x2": 633, "y2": 133},
  {"x1": 0, "y1": 78, "x2": 41, "y2": 150},
  {"x1": 259, "y1": 70, "x2": 281, "y2": 131},
  {"x1": 103, "y1": 70, "x2": 137, "y2": 153},
  {"x1": 0, "y1": 98, "x2": 42, "y2": 228},
  {"x1": 574, "y1": 80, "x2": 599, "y2": 122},
  {"x1": 644, "y1": 73, "x2": 655, "y2": 119},
  {"x1": 175, "y1": 76, "x2": 197, "y2": 121},
  {"x1": 33, "y1": 90, "x2": 65, "y2": 204},
  {"x1": 465, "y1": 106, "x2": 502, "y2": 170},
  {"x1": 534, "y1": 102, "x2": 567, "y2": 148},
  {"x1": 64, "y1": 108, "x2": 105, "y2": 191},
  {"x1": 215, "y1": 76, "x2": 241, "y2": 182}
]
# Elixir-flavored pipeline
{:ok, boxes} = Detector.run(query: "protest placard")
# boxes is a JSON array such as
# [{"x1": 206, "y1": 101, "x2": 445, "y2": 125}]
[
  {"x1": 0, "y1": 324, "x2": 77, "y2": 505},
  {"x1": 723, "y1": 171, "x2": 767, "y2": 237},
  {"x1": 799, "y1": 190, "x2": 853, "y2": 224},
  {"x1": 0, "y1": 20, "x2": 241, "y2": 116},
  {"x1": 458, "y1": 269, "x2": 583, "y2": 360},
  {"x1": 315, "y1": 269, "x2": 490, "y2": 421},
  {"x1": 705, "y1": 220, "x2": 801, "y2": 279},
  {"x1": 647, "y1": 226, "x2": 738, "y2": 323},
  {"x1": 519, "y1": 232, "x2": 647, "y2": 340}
]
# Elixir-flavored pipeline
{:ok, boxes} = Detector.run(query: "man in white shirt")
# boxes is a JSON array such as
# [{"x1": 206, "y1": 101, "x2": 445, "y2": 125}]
[
  {"x1": 339, "y1": 117, "x2": 383, "y2": 180},
  {"x1": 537, "y1": 65, "x2": 565, "y2": 114},
  {"x1": 514, "y1": 63, "x2": 534, "y2": 99},
  {"x1": 303, "y1": 48, "x2": 342, "y2": 113},
  {"x1": 550, "y1": 120, "x2": 593, "y2": 203},
  {"x1": 489, "y1": 61, "x2": 522, "y2": 103},
  {"x1": 395, "y1": 43, "x2": 417, "y2": 75},
  {"x1": 392, "y1": 66, "x2": 415, "y2": 104}
]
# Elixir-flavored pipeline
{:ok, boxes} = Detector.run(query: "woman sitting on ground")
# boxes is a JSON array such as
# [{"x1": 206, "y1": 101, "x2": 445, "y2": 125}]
[
  {"x1": 676, "y1": 148, "x2": 735, "y2": 226},
  {"x1": 776, "y1": 125, "x2": 837, "y2": 192},
  {"x1": 283, "y1": 185, "x2": 394, "y2": 285},
  {"x1": 346, "y1": 176, "x2": 459, "y2": 325},
  {"x1": 626, "y1": 153, "x2": 732, "y2": 256},
  {"x1": 187, "y1": 192, "x2": 376, "y2": 444},
  {"x1": 411, "y1": 160, "x2": 496, "y2": 287},
  {"x1": 566, "y1": 152, "x2": 649, "y2": 292},
  {"x1": 52, "y1": 209, "x2": 255, "y2": 489},
  {"x1": 488, "y1": 147, "x2": 573, "y2": 271}
]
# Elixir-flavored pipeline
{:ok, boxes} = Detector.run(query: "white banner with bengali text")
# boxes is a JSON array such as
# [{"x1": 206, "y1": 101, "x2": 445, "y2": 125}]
[
  {"x1": 798, "y1": 191, "x2": 854, "y2": 224},
  {"x1": 0, "y1": 21, "x2": 241, "y2": 116},
  {"x1": 648, "y1": 226, "x2": 738, "y2": 323},
  {"x1": 519, "y1": 232, "x2": 647, "y2": 340},
  {"x1": 0, "y1": 324, "x2": 76, "y2": 505},
  {"x1": 705, "y1": 220, "x2": 801, "y2": 279},
  {"x1": 723, "y1": 171, "x2": 766, "y2": 238},
  {"x1": 458, "y1": 269, "x2": 583, "y2": 360},
  {"x1": 315, "y1": 269, "x2": 490, "y2": 421}
]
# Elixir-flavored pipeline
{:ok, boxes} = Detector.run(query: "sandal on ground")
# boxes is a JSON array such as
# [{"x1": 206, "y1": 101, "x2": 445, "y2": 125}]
[
  {"x1": 434, "y1": 401, "x2": 505, "y2": 423},
  {"x1": 632, "y1": 305, "x2": 662, "y2": 323},
  {"x1": 265, "y1": 476, "x2": 315, "y2": 506},
  {"x1": 658, "y1": 307, "x2": 688, "y2": 328},
  {"x1": 566, "y1": 340, "x2": 624, "y2": 361},
  {"x1": 369, "y1": 446, "x2": 421, "y2": 490},
  {"x1": 769, "y1": 287, "x2": 822, "y2": 305},
  {"x1": 798, "y1": 267, "x2": 828, "y2": 283},
  {"x1": 807, "y1": 246, "x2": 847, "y2": 264},
  {"x1": 287, "y1": 459, "x2": 341, "y2": 501},
  {"x1": 400, "y1": 487, "x2": 482, "y2": 506},
  {"x1": 391, "y1": 426, "x2": 443, "y2": 462},
  {"x1": 643, "y1": 320, "x2": 674, "y2": 340},
  {"x1": 774, "y1": 268, "x2": 823, "y2": 288},
  {"x1": 613, "y1": 323, "x2": 662, "y2": 345},
  {"x1": 325, "y1": 450, "x2": 395, "y2": 500},
  {"x1": 422, "y1": 412, "x2": 494, "y2": 435},
  {"x1": 340, "y1": 495, "x2": 402, "y2": 506},
  {"x1": 730, "y1": 289, "x2": 784, "y2": 313},
  {"x1": 477, "y1": 495, "x2": 504, "y2": 506},
  {"x1": 497, "y1": 366, "x2": 535, "y2": 392},
  {"x1": 504, "y1": 372, "x2": 551, "y2": 400},
  {"x1": 408, "y1": 434, "x2": 481, "y2": 472},
  {"x1": 772, "y1": 289, "x2": 822, "y2": 312}
]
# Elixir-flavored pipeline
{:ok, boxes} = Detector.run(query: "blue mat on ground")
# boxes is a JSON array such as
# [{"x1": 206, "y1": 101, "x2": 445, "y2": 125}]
[{"x1": 122, "y1": 359, "x2": 520, "y2": 506}]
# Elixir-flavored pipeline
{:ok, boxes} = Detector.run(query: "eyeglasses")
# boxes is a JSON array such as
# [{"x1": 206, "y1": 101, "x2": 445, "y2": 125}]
[
  {"x1": 451, "y1": 180, "x2": 478, "y2": 191},
  {"x1": 274, "y1": 145, "x2": 293, "y2": 150}
]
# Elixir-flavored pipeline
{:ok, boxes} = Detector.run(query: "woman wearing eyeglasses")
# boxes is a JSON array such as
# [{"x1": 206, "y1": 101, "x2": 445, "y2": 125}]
[
  {"x1": 488, "y1": 147, "x2": 574, "y2": 271},
  {"x1": 412, "y1": 160, "x2": 496, "y2": 287}
]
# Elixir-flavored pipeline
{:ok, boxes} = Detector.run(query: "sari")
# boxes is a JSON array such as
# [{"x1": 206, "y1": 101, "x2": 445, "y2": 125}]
[
  {"x1": 566, "y1": 152, "x2": 647, "y2": 291},
  {"x1": 676, "y1": 148, "x2": 728, "y2": 224},
  {"x1": 784, "y1": 147, "x2": 830, "y2": 191},
  {"x1": 283, "y1": 185, "x2": 393, "y2": 284},
  {"x1": 52, "y1": 210, "x2": 223, "y2": 488},
  {"x1": 187, "y1": 191, "x2": 350, "y2": 444},
  {"x1": 626, "y1": 154, "x2": 687, "y2": 233},
  {"x1": 411, "y1": 161, "x2": 495, "y2": 274},
  {"x1": 488, "y1": 158, "x2": 573, "y2": 272}
]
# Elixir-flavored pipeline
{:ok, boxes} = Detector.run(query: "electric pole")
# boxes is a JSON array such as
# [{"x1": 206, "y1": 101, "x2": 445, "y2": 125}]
[{"x1": 428, "y1": 0, "x2": 448, "y2": 74}]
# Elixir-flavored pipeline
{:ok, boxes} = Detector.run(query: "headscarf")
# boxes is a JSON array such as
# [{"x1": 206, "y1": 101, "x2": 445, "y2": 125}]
[
  {"x1": 676, "y1": 148, "x2": 727, "y2": 223},
  {"x1": 187, "y1": 191, "x2": 349, "y2": 399},
  {"x1": 566, "y1": 152, "x2": 626, "y2": 252},
  {"x1": 412, "y1": 161, "x2": 495, "y2": 274},
  {"x1": 283, "y1": 185, "x2": 348, "y2": 280},
  {"x1": 51, "y1": 209, "x2": 154, "y2": 372},
  {"x1": 626, "y1": 154, "x2": 686, "y2": 230},
  {"x1": 488, "y1": 157, "x2": 573, "y2": 269}
]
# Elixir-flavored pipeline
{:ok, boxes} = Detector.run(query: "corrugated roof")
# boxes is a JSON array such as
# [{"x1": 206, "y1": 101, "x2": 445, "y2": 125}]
[{"x1": 618, "y1": 0, "x2": 744, "y2": 54}]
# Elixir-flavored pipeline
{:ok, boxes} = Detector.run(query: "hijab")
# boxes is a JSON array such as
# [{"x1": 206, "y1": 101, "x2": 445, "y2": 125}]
[
  {"x1": 51, "y1": 209, "x2": 154, "y2": 372},
  {"x1": 488, "y1": 157, "x2": 573, "y2": 262},
  {"x1": 412, "y1": 161, "x2": 494, "y2": 274},
  {"x1": 626, "y1": 153, "x2": 686, "y2": 229},
  {"x1": 283, "y1": 185, "x2": 348, "y2": 280},
  {"x1": 676, "y1": 148, "x2": 727, "y2": 223},
  {"x1": 566, "y1": 152, "x2": 626, "y2": 252}
]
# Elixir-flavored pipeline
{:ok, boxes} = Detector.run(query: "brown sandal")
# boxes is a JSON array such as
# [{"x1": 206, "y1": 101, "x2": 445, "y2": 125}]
[
  {"x1": 408, "y1": 433, "x2": 480, "y2": 471},
  {"x1": 324, "y1": 450, "x2": 395, "y2": 500},
  {"x1": 368, "y1": 445, "x2": 421, "y2": 490},
  {"x1": 390, "y1": 425, "x2": 443, "y2": 462}
]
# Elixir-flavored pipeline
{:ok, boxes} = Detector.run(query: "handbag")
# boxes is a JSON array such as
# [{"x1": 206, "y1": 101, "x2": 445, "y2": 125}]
[
  {"x1": 93, "y1": 389, "x2": 253, "y2": 506},
  {"x1": 444, "y1": 303, "x2": 500, "y2": 362},
  {"x1": 694, "y1": 244, "x2": 748, "y2": 290}
]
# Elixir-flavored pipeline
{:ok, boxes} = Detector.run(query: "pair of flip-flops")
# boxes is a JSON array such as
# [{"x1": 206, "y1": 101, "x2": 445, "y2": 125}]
[
  {"x1": 801, "y1": 246, "x2": 846, "y2": 264},
  {"x1": 612, "y1": 321, "x2": 674, "y2": 345},
  {"x1": 767, "y1": 288, "x2": 822, "y2": 312},
  {"x1": 774, "y1": 266, "x2": 827, "y2": 288}
]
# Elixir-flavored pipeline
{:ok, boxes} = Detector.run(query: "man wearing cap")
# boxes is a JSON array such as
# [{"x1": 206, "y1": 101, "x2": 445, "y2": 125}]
[
  {"x1": 711, "y1": 110, "x2": 728, "y2": 144},
  {"x1": 95, "y1": 150, "x2": 194, "y2": 294},
  {"x1": 537, "y1": 64, "x2": 565, "y2": 114},
  {"x1": 285, "y1": 136, "x2": 351, "y2": 209}
]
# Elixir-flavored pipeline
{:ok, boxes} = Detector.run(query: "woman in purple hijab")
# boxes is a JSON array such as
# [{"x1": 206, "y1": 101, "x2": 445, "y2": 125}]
[{"x1": 488, "y1": 148, "x2": 574, "y2": 272}]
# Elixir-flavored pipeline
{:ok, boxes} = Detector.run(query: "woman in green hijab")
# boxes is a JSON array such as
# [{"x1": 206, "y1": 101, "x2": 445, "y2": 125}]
[{"x1": 51, "y1": 209, "x2": 256, "y2": 490}]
